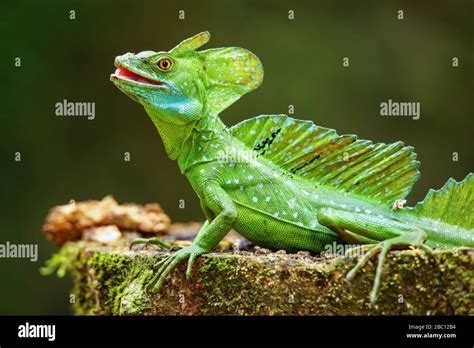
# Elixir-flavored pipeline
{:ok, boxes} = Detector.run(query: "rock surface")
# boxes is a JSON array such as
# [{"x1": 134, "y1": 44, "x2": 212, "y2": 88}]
[{"x1": 43, "y1": 239, "x2": 473, "y2": 315}]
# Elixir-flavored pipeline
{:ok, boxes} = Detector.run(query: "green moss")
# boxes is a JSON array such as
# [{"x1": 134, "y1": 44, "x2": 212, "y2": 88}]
[
  {"x1": 77, "y1": 251, "x2": 131, "y2": 315},
  {"x1": 40, "y1": 241, "x2": 86, "y2": 278},
  {"x1": 199, "y1": 255, "x2": 239, "y2": 273}
]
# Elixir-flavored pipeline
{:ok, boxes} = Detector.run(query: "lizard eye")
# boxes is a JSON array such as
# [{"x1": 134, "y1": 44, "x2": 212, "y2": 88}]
[{"x1": 157, "y1": 57, "x2": 173, "y2": 71}]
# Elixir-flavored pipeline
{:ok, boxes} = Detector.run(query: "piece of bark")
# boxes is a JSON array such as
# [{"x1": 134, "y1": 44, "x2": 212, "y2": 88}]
[{"x1": 42, "y1": 196, "x2": 171, "y2": 245}]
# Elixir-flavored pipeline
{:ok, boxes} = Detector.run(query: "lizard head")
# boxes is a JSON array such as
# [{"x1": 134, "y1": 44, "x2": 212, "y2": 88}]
[{"x1": 110, "y1": 32, "x2": 263, "y2": 125}]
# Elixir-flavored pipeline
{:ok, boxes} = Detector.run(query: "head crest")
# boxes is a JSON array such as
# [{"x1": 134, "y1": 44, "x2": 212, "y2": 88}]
[
  {"x1": 170, "y1": 32, "x2": 211, "y2": 55},
  {"x1": 171, "y1": 32, "x2": 264, "y2": 114}
]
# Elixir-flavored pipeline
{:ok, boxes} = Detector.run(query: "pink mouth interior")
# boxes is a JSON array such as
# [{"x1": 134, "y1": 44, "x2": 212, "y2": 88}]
[{"x1": 115, "y1": 67, "x2": 163, "y2": 85}]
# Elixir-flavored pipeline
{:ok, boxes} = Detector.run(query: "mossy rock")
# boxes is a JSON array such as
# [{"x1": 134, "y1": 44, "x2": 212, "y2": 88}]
[{"x1": 47, "y1": 241, "x2": 474, "y2": 315}]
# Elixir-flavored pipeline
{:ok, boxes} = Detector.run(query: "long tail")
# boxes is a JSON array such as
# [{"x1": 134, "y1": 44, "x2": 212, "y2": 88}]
[{"x1": 407, "y1": 173, "x2": 473, "y2": 247}]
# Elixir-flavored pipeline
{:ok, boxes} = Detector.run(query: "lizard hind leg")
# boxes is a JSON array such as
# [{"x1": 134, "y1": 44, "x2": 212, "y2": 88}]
[
  {"x1": 345, "y1": 231, "x2": 433, "y2": 304},
  {"x1": 317, "y1": 208, "x2": 433, "y2": 304}
]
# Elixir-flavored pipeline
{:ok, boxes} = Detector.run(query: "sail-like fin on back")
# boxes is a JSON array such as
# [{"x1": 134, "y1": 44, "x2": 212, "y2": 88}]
[
  {"x1": 230, "y1": 115, "x2": 420, "y2": 207},
  {"x1": 408, "y1": 173, "x2": 473, "y2": 230}
]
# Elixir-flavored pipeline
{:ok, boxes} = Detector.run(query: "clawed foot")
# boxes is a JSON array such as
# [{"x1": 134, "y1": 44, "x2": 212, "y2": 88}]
[
  {"x1": 130, "y1": 236, "x2": 183, "y2": 251},
  {"x1": 130, "y1": 237, "x2": 207, "y2": 292},
  {"x1": 344, "y1": 231, "x2": 433, "y2": 304},
  {"x1": 147, "y1": 244, "x2": 207, "y2": 292}
]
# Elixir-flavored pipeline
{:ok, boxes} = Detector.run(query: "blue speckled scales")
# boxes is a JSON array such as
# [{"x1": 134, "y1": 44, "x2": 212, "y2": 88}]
[
  {"x1": 230, "y1": 115, "x2": 420, "y2": 207},
  {"x1": 409, "y1": 173, "x2": 473, "y2": 229}
]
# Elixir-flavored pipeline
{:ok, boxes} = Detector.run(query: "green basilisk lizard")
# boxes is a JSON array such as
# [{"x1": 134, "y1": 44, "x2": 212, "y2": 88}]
[{"x1": 110, "y1": 32, "x2": 473, "y2": 303}]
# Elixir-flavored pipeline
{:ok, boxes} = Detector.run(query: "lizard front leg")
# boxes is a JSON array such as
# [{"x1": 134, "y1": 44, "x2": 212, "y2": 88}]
[
  {"x1": 148, "y1": 184, "x2": 237, "y2": 292},
  {"x1": 317, "y1": 208, "x2": 433, "y2": 304}
]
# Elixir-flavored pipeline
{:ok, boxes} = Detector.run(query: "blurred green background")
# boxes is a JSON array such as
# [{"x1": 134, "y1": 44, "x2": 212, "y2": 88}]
[{"x1": 1, "y1": 0, "x2": 472, "y2": 314}]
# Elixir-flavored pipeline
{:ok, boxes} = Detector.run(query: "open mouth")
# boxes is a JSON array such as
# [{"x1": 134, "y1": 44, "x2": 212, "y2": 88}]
[{"x1": 112, "y1": 66, "x2": 163, "y2": 86}]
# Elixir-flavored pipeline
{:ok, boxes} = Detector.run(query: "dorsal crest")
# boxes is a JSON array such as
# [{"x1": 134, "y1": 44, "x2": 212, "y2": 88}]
[{"x1": 231, "y1": 115, "x2": 421, "y2": 207}]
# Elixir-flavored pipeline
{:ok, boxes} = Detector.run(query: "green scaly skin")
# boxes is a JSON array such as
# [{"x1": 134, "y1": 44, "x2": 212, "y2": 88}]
[{"x1": 111, "y1": 32, "x2": 473, "y2": 304}]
